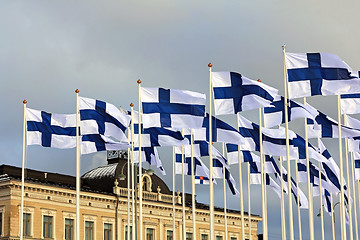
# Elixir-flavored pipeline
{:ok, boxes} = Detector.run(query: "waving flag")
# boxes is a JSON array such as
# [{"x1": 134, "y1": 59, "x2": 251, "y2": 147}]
[
  {"x1": 79, "y1": 97, "x2": 130, "y2": 154},
  {"x1": 193, "y1": 114, "x2": 246, "y2": 146},
  {"x1": 341, "y1": 85, "x2": 360, "y2": 114},
  {"x1": 226, "y1": 145, "x2": 260, "y2": 165},
  {"x1": 141, "y1": 87, "x2": 206, "y2": 129},
  {"x1": 344, "y1": 115, "x2": 360, "y2": 153},
  {"x1": 195, "y1": 176, "x2": 210, "y2": 185},
  {"x1": 175, "y1": 147, "x2": 210, "y2": 178},
  {"x1": 133, "y1": 147, "x2": 165, "y2": 175},
  {"x1": 213, "y1": 158, "x2": 240, "y2": 196},
  {"x1": 26, "y1": 108, "x2": 76, "y2": 148},
  {"x1": 212, "y1": 72, "x2": 279, "y2": 115},
  {"x1": 286, "y1": 52, "x2": 360, "y2": 99},
  {"x1": 264, "y1": 96, "x2": 316, "y2": 128}
]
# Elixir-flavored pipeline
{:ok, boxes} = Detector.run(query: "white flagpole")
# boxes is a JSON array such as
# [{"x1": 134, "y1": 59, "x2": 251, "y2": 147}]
[
  {"x1": 236, "y1": 112, "x2": 245, "y2": 240},
  {"x1": 173, "y1": 146, "x2": 177, "y2": 240},
  {"x1": 137, "y1": 80, "x2": 143, "y2": 240},
  {"x1": 282, "y1": 45, "x2": 294, "y2": 240},
  {"x1": 350, "y1": 152, "x2": 359, "y2": 240},
  {"x1": 130, "y1": 103, "x2": 136, "y2": 240},
  {"x1": 318, "y1": 161, "x2": 325, "y2": 240},
  {"x1": 75, "y1": 89, "x2": 81, "y2": 240},
  {"x1": 222, "y1": 143, "x2": 228, "y2": 240},
  {"x1": 279, "y1": 156, "x2": 286, "y2": 240},
  {"x1": 247, "y1": 162, "x2": 252, "y2": 240},
  {"x1": 191, "y1": 128, "x2": 196, "y2": 239},
  {"x1": 331, "y1": 193, "x2": 336, "y2": 240},
  {"x1": 208, "y1": 62, "x2": 215, "y2": 240},
  {"x1": 303, "y1": 97, "x2": 315, "y2": 240},
  {"x1": 181, "y1": 132, "x2": 186, "y2": 240},
  {"x1": 258, "y1": 107, "x2": 267, "y2": 240},
  {"x1": 127, "y1": 126, "x2": 131, "y2": 240},
  {"x1": 295, "y1": 158, "x2": 303, "y2": 240},
  {"x1": 337, "y1": 95, "x2": 347, "y2": 240},
  {"x1": 344, "y1": 114, "x2": 354, "y2": 240},
  {"x1": 20, "y1": 100, "x2": 27, "y2": 240}
]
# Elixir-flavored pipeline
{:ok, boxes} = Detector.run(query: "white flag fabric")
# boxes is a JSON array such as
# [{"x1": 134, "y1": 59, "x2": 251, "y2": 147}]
[
  {"x1": 212, "y1": 71, "x2": 280, "y2": 115},
  {"x1": 141, "y1": 87, "x2": 206, "y2": 130},
  {"x1": 26, "y1": 108, "x2": 77, "y2": 149},
  {"x1": 344, "y1": 115, "x2": 360, "y2": 153},
  {"x1": 286, "y1": 52, "x2": 360, "y2": 99},
  {"x1": 79, "y1": 97, "x2": 131, "y2": 154},
  {"x1": 341, "y1": 92, "x2": 360, "y2": 115},
  {"x1": 133, "y1": 147, "x2": 166, "y2": 175}
]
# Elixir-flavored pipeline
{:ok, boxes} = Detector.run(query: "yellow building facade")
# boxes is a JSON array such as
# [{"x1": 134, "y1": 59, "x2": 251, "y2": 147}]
[{"x1": 0, "y1": 152, "x2": 261, "y2": 240}]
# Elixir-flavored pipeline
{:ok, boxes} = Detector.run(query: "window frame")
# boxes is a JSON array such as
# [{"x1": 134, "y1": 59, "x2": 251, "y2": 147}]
[
  {"x1": 41, "y1": 208, "x2": 56, "y2": 239},
  {"x1": 83, "y1": 215, "x2": 97, "y2": 240},
  {"x1": 125, "y1": 225, "x2": 133, "y2": 240},
  {"x1": 103, "y1": 223, "x2": 112, "y2": 240},
  {"x1": 64, "y1": 218, "x2": 74, "y2": 240},
  {"x1": 146, "y1": 227, "x2": 155, "y2": 240},
  {"x1": 166, "y1": 229, "x2": 173, "y2": 240},
  {"x1": 43, "y1": 215, "x2": 54, "y2": 238}
]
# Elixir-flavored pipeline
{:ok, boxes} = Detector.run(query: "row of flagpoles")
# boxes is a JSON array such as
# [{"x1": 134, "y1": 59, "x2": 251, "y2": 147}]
[{"x1": 19, "y1": 45, "x2": 360, "y2": 240}]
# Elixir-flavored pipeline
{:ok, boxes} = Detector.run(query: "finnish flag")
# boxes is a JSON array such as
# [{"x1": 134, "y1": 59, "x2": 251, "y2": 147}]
[
  {"x1": 225, "y1": 145, "x2": 260, "y2": 165},
  {"x1": 286, "y1": 52, "x2": 360, "y2": 99},
  {"x1": 26, "y1": 108, "x2": 77, "y2": 149},
  {"x1": 133, "y1": 147, "x2": 166, "y2": 175},
  {"x1": 248, "y1": 161, "x2": 282, "y2": 198},
  {"x1": 307, "y1": 111, "x2": 360, "y2": 139},
  {"x1": 79, "y1": 97, "x2": 131, "y2": 154},
  {"x1": 344, "y1": 115, "x2": 360, "y2": 153},
  {"x1": 212, "y1": 72, "x2": 280, "y2": 115},
  {"x1": 275, "y1": 167, "x2": 309, "y2": 209},
  {"x1": 354, "y1": 152, "x2": 360, "y2": 180},
  {"x1": 193, "y1": 114, "x2": 246, "y2": 146},
  {"x1": 264, "y1": 96, "x2": 317, "y2": 128},
  {"x1": 213, "y1": 158, "x2": 240, "y2": 196},
  {"x1": 174, "y1": 147, "x2": 210, "y2": 179},
  {"x1": 341, "y1": 85, "x2": 360, "y2": 115},
  {"x1": 141, "y1": 87, "x2": 206, "y2": 130}
]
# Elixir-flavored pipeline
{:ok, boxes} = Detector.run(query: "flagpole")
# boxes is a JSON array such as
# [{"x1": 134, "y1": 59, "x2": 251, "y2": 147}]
[
  {"x1": 127, "y1": 126, "x2": 131, "y2": 240},
  {"x1": 222, "y1": 143, "x2": 228, "y2": 240},
  {"x1": 258, "y1": 107, "x2": 267, "y2": 240},
  {"x1": 344, "y1": 114, "x2": 354, "y2": 240},
  {"x1": 282, "y1": 45, "x2": 294, "y2": 240},
  {"x1": 75, "y1": 89, "x2": 81, "y2": 240},
  {"x1": 191, "y1": 128, "x2": 196, "y2": 239},
  {"x1": 20, "y1": 100, "x2": 27, "y2": 240},
  {"x1": 173, "y1": 146, "x2": 177, "y2": 240},
  {"x1": 279, "y1": 157, "x2": 286, "y2": 240},
  {"x1": 236, "y1": 112, "x2": 245, "y2": 240},
  {"x1": 303, "y1": 97, "x2": 315, "y2": 240},
  {"x1": 208, "y1": 62, "x2": 215, "y2": 240},
  {"x1": 337, "y1": 95, "x2": 347, "y2": 240},
  {"x1": 247, "y1": 162, "x2": 252, "y2": 240},
  {"x1": 137, "y1": 80, "x2": 143, "y2": 240},
  {"x1": 130, "y1": 103, "x2": 136, "y2": 240},
  {"x1": 350, "y1": 152, "x2": 359, "y2": 240},
  {"x1": 181, "y1": 130, "x2": 186, "y2": 240},
  {"x1": 331, "y1": 193, "x2": 336, "y2": 240},
  {"x1": 295, "y1": 158, "x2": 303, "y2": 240},
  {"x1": 318, "y1": 161, "x2": 325, "y2": 240}
]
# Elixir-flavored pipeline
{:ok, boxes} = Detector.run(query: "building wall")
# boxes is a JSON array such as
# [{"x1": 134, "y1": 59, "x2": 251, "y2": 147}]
[{"x1": 0, "y1": 179, "x2": 261, "y2": 240}]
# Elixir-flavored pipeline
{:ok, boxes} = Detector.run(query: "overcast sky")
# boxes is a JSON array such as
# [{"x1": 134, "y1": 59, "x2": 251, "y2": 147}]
[{"x1": 1, "y1": 1, "x2": 360, "y2": 239}]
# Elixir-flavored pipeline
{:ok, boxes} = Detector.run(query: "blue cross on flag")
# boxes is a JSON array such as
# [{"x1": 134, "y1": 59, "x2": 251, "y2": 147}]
[
  {"x1": 80, "y1": 97, "x2": 131, "y2": 154},
  {"x1": 212, "y1": 72, "x2": 280, "y2": 115},
  {"x1": 141, "y1": 87, "x2": 206, "y2": 130},
  {"x1": 26, "y1": 108, "x2": 77, "y2": 149},
  {"x1": 195, "y1": 176, "x2": 210, "y2": 185},
  {"x1": 286, "y1": 52, "x2": 360, "y2": 99}
]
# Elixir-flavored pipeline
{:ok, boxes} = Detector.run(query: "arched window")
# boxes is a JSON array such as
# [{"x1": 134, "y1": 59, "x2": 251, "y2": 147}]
[{"x1": 142, "y1": 174, "x2": 152, "y2": 192}]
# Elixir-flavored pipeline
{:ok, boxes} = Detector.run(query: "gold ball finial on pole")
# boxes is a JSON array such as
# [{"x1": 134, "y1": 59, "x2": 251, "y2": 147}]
[
  {"x1": 75, "y1": 89, "x2": 79, "y2": 93},
  {"x1": 130, "y1": 103, "x2": 134, "y2": 107},
  {"x1": 23, "y1": 100, "x2": 27, "y2": 104},
  {"x1": 137, "y1": 79, "x2": 141, "y2": 84},
  {"x1": 208, "y1": 63, "x2": 213, "y2": 68},
  {"x1": 257, "y1": 79, "x2": 261, "y2": 82}
]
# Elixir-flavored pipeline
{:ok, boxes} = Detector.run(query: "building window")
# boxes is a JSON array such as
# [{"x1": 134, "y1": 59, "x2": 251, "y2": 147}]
[
  {"x1": 104, "y1": 223, "x2": 112, "y2": 240},
  {"x1": 85, "y1": 221, "x2": 94, "y2": 240},
  {"x1": 216, "y1": 236, "x2": 223, "y2": 240},
  {"x1": 0, "y1": 212, "x2": 2, "y2": 236},
  {"x1": 201, "y1": 234, "x2": 208, "y2": 240},
  {"x1": 230, "y1": 237, "x2": 237, "y2": 240},
  {"x1": 43, "y1": 215, "x2": 53, "y2": 238},
  {"x1": 23, "y1": 213, "x2": 31, "y2": 236},
  {"x1": 186, "y1": 232, "x2": 193, "y2": 240},
  {"x1": 146, "y1": 228, "x2": 155, "y2": 240},
  {"x1": 125, "y1": 226, "x2": 132, "y2": 240},
  {"x1": 166, "y1": 230, "x2": 173, "y2": 240},
  {"x1": 65, "y1": 218, "x2": 74, "y2": 240}
]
